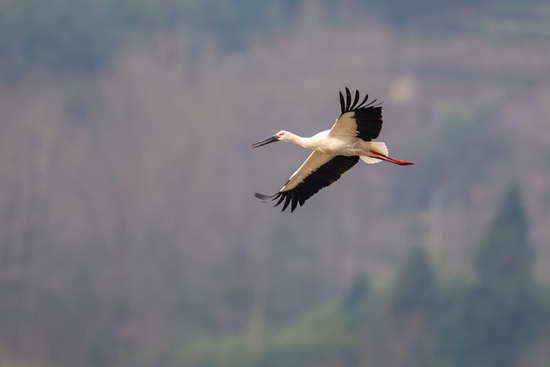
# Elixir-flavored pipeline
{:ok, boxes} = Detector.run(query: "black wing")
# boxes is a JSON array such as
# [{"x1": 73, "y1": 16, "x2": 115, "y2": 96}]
[
  {"x1": 337, "y1": 87, "x2": 383, "y2": 142},
  {"x1": 254, "y1": 155, "x2": 360, "y2": 212}
]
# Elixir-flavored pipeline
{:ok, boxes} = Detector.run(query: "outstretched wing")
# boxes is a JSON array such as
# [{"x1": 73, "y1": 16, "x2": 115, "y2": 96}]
[
  {"x1": 254, "y1": 151, "x2": 359, "y2": 212},
  {"x1": 329, "y1": 87, "x2": 383, "y2": 142}
]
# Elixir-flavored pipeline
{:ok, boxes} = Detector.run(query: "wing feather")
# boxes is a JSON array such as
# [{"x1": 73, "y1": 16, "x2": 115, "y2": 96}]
[
  {"x1": 254, "y1": 152, "x2": 359, "y2": 212},
  {"x1": 330, "y1": 87, "x2": 383, "y2": 142},
  {"x1": 351, "y1": 89, "x2": 360, "y2": 110}
]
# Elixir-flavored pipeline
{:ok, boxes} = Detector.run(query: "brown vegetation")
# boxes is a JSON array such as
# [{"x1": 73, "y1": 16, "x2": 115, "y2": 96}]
[{"x1": 1, "y1": 3, "x2": 550, "y2": 364}]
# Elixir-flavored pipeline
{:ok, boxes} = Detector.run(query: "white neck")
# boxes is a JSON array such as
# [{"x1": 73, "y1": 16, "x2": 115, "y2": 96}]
[{"x1": 287, "y1": 132, "x2": 316, "y2": 149}]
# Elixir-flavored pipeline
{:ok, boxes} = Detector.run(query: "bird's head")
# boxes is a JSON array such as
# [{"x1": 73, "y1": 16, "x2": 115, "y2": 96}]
[{"x1": 250, "y1": 130, "x2": 290, "y2": 148}]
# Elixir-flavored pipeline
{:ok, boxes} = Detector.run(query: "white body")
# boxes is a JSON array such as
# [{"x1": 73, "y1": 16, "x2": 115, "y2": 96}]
[
  {"x1": 275, "y1": 129, "x2": 389, "y2": 192},
  {"x1": 283, "y1": 129, "x2": 387, "y2": 161}
]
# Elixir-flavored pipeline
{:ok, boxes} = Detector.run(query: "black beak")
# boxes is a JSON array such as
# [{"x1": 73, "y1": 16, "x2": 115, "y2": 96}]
[{"x1": 250, "y1": 135, "x2": 279, "y2": 148}]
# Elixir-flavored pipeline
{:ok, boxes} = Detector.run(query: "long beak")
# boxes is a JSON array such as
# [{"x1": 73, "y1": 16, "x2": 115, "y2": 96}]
[{"x1": 250, "y1": 135, "x2": 279, "y2": 148}]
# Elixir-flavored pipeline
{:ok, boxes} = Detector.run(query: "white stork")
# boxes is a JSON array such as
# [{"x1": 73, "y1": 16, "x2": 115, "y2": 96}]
[{"x1": 251, "y1": 87, "x2": 413, "y2": 212}]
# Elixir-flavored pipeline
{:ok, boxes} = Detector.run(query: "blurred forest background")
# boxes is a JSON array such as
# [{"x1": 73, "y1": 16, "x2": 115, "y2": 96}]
[{"x1": 1, "y1": 0, "x2": 550, "y2": 366}]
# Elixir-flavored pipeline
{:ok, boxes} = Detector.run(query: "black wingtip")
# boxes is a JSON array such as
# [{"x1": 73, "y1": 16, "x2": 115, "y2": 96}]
[
  {"x1": 351, "y1": 89, "x2": 360, "y2": 110},
  {"x1": 254, "y1": 191, "x2": 299, "y2": 212},
  {"x1": 359, "y1": 93, "x2": 369, "y2": 108},
  {"x1": 254, "y1": 193, "x2": 273, "y2": 202},
  {"x1": 340, "y1": 87, "x2": 378, "y2": 114}
]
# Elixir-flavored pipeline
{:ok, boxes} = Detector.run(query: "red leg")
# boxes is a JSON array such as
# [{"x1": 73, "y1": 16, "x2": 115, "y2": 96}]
[{"x1": 370, "y1": 151, "x2": 414, "y2": 166}]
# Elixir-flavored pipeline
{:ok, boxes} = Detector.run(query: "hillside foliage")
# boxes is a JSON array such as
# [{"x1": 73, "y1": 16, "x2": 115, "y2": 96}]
[
  {"x1": 1, "y1": 1, "x2": 550, "y2": 366},
  {"x1": 180, "y1": 188, "x2": 550, "y2": 367},
  {"x1": 0, "y1": 0, "x2": 495, "y2": 78}
]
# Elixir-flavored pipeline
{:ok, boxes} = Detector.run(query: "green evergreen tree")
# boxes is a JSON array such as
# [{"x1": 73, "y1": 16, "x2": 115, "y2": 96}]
[
  {"x1": 341, "y1": 274, "x2": 370, "y2": 312},
  {"x1": 390, "y1": 246, "x2": 435, "y2": 314},
  {"x1": 476, "y1": 184, "x2": 533, "y2": 289},
  {"x1": 437, "y1": 184, "x2": 546, "y2": 367}
]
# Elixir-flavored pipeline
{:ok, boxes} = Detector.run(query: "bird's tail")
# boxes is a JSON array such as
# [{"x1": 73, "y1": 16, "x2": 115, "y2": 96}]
[{"x1": 360, "y1": 142, "x2": 388, "y2": 164}]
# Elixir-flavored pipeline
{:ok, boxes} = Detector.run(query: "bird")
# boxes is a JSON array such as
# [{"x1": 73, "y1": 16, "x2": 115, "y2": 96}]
[{"x1": 251, "y1": 87, "x2": 413, "y2": 212}]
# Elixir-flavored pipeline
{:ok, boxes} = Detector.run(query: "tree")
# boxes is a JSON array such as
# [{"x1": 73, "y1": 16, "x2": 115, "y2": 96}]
[
  {"x1": 437, "y1": 184, "x2": 545, "y2": 367},
  {"x1": 390, "y1": 246, "x2": 435, "y2": 314},
  {"x1": 341, "y1": 274, "x2": 370, "y2": 312},
  {"x1": 476, "y1": 184, "x2": 533, "y2": 289}
]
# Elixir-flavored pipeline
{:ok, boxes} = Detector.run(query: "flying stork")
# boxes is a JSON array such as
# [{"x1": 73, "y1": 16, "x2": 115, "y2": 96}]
[{"x1": 251, "y1": 87, "x2": 413, "y2": 212}]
